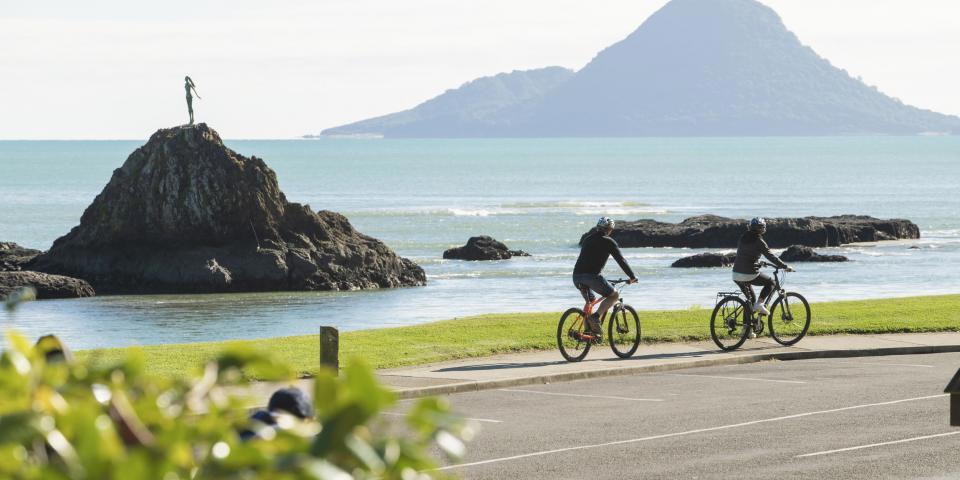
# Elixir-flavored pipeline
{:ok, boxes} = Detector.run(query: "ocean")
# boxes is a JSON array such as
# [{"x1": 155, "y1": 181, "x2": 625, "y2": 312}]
[{"x1": 1, "y1": 137, "x2": 958, "y2": 349}]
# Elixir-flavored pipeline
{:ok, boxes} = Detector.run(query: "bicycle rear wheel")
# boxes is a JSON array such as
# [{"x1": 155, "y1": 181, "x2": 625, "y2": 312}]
[
  {"x1": 557, "y1": 308, "x2": 591, "y2": 362},
  {"x1": 710, "y1": 296, "x2": 751, "y2": 351},
  {"x1": 608, "y1": 304, "x2": 641, "y2": 359},
  {"x1": 768, "y1": 292, "x2": 811, "y2": 346}
]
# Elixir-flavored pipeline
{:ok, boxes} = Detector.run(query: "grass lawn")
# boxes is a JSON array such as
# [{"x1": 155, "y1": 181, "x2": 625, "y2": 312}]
[{"x1": 76, "y1": 294, "x2": 960, "y2": 379}]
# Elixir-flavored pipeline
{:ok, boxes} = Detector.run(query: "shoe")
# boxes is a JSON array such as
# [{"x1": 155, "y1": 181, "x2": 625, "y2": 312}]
[
  {"x1": 754, "y1": 302, "x2": 770, "y2": 316},
  {"x1": 585, "y1": 314, "x2": 602, "y2": 335},
  {"x1": 747, "y1": 330, "x2": 757, "y2": 339}
]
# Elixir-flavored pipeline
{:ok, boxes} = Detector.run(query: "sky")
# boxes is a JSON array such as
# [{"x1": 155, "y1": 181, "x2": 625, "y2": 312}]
[{"x1": 1, "y1": 0, "x2": 958, "y2": 139}]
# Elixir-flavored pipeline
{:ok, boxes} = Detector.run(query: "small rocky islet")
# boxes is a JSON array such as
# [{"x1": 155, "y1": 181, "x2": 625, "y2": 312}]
[
  {"x1": 443, "y1": 236, "x2": 530, "y2": 261},
  {"x1": 3, "y1": 124, "x2": 425, "y2": 298}
]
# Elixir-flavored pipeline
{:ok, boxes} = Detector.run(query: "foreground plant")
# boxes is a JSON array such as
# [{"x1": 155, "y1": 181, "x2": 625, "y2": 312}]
[{"x1": 0, "y1": 326, "x2": 471, "y2": 479}]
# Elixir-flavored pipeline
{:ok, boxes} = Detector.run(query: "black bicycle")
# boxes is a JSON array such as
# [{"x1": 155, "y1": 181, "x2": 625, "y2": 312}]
[
  {"x1": 710, "y1": 262, "x2": 811, "y2": 351},
  {"x1": 557, "y1": 279, "x2": 641, "y2": 362}
]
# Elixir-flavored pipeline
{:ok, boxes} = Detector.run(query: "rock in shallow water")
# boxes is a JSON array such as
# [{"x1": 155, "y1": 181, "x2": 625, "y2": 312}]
[
  {"x1": 0, "y1": 242, "x2": 42, "y2": 272},
  {"x1": 0, "y1": 271, "x2": 95, "y2": 300},
  {"x1": 443, "y1": 236, "x2": 530, "y2": 261},
  {"x1": 31, "y1": 124, "x2": 425, "y2": 293},
  {"x1": 671, "y1": 252, "x2": 736, "y2": 268},
  {"x1": 779, "y1": 245, "x2": 848, "y2": 263},
  {"x1": 586, "y1": 215, "x2": 919, "y2": 249}
]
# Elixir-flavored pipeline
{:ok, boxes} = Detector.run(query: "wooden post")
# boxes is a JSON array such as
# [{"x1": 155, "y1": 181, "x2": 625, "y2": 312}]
[
  {"x1": 952, "y1": 394, "x2": 959, "y2": 427},
  {"x1": 947, "y1": 368, "x2": 960, "y2": 427},
  {"x1": 320, "y1": 326, "x2": 339, "y2": 375}
]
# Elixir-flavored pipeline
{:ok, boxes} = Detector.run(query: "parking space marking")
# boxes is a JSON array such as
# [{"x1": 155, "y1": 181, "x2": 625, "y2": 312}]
[
  {"x1": 796, "y1": 431, "x2": 960, "y2": 458},
  {"x1": 436, "y1": 393, "x2": 947, "y2": 471},
  {"x1": 654, "y1": 373, "x2": 806, "y2": 384},
  {"x1": 382, "y1": 412, "x2": 503, "y2": 424},
  {"x1": 802, "y1": 359, "x2": 935, "y2": 369},
  {"x1": 500, "y1": 389, "x2": 664, "y2": 402}
]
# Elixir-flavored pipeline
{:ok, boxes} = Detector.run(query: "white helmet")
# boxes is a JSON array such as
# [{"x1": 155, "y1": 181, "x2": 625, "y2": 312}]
[{"x1": 597, "y1": 217, "x2": 615, "y2": 230}]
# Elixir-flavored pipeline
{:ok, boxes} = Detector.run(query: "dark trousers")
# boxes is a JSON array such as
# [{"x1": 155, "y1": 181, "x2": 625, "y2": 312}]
[{"x1": 735, "y1": 272, "x2": 774, "y2": 305}]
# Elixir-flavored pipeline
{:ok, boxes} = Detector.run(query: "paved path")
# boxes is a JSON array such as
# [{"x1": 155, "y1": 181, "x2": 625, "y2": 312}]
[
  {"x1": 243, "y1": 332, "x2": 960, "y2": 404},
  {"x1": 422, "y1": 351, "x2": 960, "y2": 479}
]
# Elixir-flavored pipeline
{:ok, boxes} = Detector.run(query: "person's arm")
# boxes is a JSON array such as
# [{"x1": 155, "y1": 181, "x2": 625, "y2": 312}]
[
  {"x1": 760, "y1": 238, "x2": 789, "y2": 269},
  {"x1": 607, "y1": 238, "x2": 637, "y2": 280}
]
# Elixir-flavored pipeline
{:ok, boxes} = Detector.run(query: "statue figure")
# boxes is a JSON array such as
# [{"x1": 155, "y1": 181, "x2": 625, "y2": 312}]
[{"x1": 184, "y1": 76, "x2": 201, "y2": 125}]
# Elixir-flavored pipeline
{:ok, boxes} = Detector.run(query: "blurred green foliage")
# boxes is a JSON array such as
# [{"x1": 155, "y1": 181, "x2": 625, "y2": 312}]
[{"x1": 0, "y1": 325, "x2": 471, "y2": 479}]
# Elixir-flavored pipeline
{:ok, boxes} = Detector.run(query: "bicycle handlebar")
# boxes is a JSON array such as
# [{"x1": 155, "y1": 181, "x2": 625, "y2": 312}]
[
  {"x1": 609, "y1": 278, "x2": 634, "y2": 285},
  {"x1": 759, "y1": 261, "x2": 795, "y2": 272}
]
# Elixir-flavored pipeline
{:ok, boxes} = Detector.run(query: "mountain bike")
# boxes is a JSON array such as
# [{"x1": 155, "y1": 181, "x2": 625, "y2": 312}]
[
  {"x1": 710, "y1": 262, "x2": 811, "y2": 351},
  {"x1": 557, "y1": 279, "x2": 641, "y2": 362}
]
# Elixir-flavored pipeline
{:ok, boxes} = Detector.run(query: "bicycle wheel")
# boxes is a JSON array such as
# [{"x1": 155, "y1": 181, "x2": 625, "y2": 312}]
[
  {"x1": 557, "y1": 308, "x2": 591, "y2": 362},
  {"x1": 768, "y1": 292, "x2": 811, "y2": 346},
  {"x1": 710, "y1": 296, "x2": 751, "y2": 351},
  {"x1": 608, "y1": 304, "x2": 641, "y2": 359}
]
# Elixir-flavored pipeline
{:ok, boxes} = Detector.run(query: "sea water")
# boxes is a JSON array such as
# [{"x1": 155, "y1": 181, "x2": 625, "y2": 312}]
[{"x1": 1, "y1": 137, "x2": 958, "y2": 349}]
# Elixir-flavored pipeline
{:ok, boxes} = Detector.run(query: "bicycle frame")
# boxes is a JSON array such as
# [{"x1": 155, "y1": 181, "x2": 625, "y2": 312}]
[{"x1": 582, "y1": 281, "x2": 629, "y2": 319}]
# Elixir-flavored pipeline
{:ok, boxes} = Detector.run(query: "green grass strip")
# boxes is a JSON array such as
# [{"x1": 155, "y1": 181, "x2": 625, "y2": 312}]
[{"x1": 76, "y1": 294, "x2": 960, "y2": 379}]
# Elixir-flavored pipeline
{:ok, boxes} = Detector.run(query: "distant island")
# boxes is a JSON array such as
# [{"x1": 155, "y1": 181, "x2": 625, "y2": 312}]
[{"x1": 318, "y1": 0, "x2": 960, "y2": 138}]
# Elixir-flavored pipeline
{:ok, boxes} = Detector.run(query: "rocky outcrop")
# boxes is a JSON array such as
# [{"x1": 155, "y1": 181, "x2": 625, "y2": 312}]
[
  {"x1": 0, "y1": 271, "x2": 95, "y2": 300},
  {"x1": 31, "y1": 124, "x2": 426, "y2": 294},
  {"x1": 671, "y1": 252, "x2": 736, "y2": 268},
  {"x1": 443, "y1": 236, "x2": 530, "y2": 261},
  {"x1": 780, "y1": 245, "x2": 848, "y2": 263},
  {"x1": 589, "y1": 215, "x2": 919, "y2": 249},
  {"x1": 0, "y1": 242, "x2": 42, "y2": 271}
]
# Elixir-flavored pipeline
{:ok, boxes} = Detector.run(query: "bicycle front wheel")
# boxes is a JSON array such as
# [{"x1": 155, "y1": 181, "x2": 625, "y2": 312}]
[
  {"x1": 768, "y1": 292, "x2": 811, "y2": 346},
  {"x1": 609, "y1": 304, "x2": 641, "y2": 359},
  {"x1": 557, "y1": 308, "x2": 591, "y2": 362},
  {"x1": 710, "y1": 296, "x2": 751, "y2": 351}
]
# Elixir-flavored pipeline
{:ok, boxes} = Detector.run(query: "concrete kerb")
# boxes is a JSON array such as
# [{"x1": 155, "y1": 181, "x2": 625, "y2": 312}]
[{"x1": 391, "y1": 344, "x2": 960, "y2": 400}]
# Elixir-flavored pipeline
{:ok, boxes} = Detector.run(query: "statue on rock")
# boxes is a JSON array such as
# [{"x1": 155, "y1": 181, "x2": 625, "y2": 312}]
[{"x1": 184, "y1": 76, "x2": 201, "y2": 125}]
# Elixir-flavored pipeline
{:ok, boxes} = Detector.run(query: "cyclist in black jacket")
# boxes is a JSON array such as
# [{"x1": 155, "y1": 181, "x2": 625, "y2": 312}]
[
  {"x1": 573, "y1": 217, "x2": 638, "y2": 335},
  {"x1": 733, "y1": 217, "x2": 794, "y2": 319}
]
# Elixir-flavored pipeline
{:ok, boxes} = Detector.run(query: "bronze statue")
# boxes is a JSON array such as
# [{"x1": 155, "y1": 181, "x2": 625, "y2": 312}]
[{"x1": 184, "y1": 76, "x2": 201, "y2": 125}]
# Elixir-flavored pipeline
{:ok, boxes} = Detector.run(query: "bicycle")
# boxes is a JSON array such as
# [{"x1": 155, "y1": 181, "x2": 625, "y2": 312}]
[
  {"x1": 709, "y1": 262, "x2": 811, "y2": 351},
  {"x1": 557, "y1": 279, "x2": 641, "y2": 362}
]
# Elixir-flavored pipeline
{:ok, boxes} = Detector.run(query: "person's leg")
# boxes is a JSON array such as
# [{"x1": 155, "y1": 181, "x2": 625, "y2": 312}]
[
  {"x1": 735, "y1": 281, "x2": 756, "y2": 305},
  {"x1": 583, "y1": 275, "x2": 615, "y2": 335},
  {"x1": 752, "y1": 273, "x2": 775, "y2": 305},
  {"x1": 596, "y1": 291, "x2": 619, "y2": 321}
]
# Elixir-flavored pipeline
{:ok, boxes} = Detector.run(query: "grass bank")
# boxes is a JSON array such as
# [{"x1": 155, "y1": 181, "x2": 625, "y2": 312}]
[{"x1": 76, "y1": 294, "x2": 960, "y2": 379}]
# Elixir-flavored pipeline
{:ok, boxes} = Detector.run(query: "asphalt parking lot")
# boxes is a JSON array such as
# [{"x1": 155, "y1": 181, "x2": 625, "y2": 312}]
[{"x1": 399, "y1": 352, "x2": 960, "y2": 479}]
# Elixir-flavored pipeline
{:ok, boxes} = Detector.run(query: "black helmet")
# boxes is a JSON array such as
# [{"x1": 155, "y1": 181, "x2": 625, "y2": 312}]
[{"x1": 749, "y1": 217, "x2": 767, "y2": 233}]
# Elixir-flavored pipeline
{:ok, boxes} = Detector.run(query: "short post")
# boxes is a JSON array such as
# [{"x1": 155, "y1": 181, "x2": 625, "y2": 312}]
[
  {"x1": 946, "y1": 368, "x2": 960, "y2": 427},
  {"x1": 320, "y1": 326, "x2": 339, "y2": 375}
]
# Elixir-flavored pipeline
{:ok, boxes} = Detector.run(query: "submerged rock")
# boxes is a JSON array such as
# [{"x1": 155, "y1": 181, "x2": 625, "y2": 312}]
[
  {"x1": 443, "y1": 236, "x2": 530, "y2": 261},
  {"x1": 671, "y1": 252, "x2": 736, "y2": 268},
  {"x1": 0, "y1": 242, "x2": 42, "y2": 271},
  {"x1": 588, "y1": 215, "x2": 919, "y2": 249},
  {"x1": 31, "y1": 124, "x2": 425, "y2": 293},
  {"x1": 0, "y1": 271, "x2": 95, "y2": 300},
  {"x1": 779, "y1": 245, "x2": 848, "y2": 263}
]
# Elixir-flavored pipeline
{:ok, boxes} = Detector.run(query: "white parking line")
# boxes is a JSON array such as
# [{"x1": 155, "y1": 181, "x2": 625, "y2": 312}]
[
  {"x1": 654, "y1": 373, "x2": 806, "y2": 384},
  {"x1": 796, "y1": 431, "x2": 960, "y2": 458},
  {"x1": 435, "y1": 393, "x2": 947, "y2": 471},
  {"x1": 500, "y1": 389, "x2": 664, "y2": 402},
  {"x1": 381, "y1": 412, "x2": 503, "y2": 424},
  {"x1": 803, "y1": 359, "x2": 935, "y2": 369}
]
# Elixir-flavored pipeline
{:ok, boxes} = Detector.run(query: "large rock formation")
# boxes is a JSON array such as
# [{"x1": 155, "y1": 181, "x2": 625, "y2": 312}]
[
  {"x1": 671, "y1": 252, "x2": 736, "y2": 268},
  {"x1": 0, "y1": 271, "x2": 95, "y2": 300},
  {"x1": 586, "y1": 215, "x2": 919, "y2": 249},
  {"x1": 31, "y1": 124, "x2": 426, "y2": 293},
  {"x1": 780, "y1": 245, "x2": 848, "y2": 263},
  {"x1": 321, "y1": 0, "x2": 960, "y2": 137},
  {"x1": 443, "y1": 236, "x2": 530, "y2": 261}
]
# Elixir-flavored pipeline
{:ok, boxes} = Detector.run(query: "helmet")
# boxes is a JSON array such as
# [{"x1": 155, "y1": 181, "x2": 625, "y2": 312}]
[
  {"x1": 749, "y1": 217, "x2": 767, "y2": 232},
  {"x1": 597, "y1": 217, "x2": 615, "y2": 230}
]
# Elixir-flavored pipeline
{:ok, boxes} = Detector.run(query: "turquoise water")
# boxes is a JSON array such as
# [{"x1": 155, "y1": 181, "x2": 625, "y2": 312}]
[{"x1": 1, "y1": 137, "x2": 959, "y2": 349}]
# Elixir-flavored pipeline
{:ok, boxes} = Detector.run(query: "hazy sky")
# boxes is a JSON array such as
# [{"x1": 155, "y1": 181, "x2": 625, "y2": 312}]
[{"x1": 2, "y1": 0, "x2": 958, "y2": 139}]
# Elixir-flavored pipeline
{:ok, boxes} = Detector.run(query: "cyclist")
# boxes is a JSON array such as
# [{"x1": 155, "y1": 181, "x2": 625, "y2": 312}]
[
  {"x1": 732, "y1": 217, "x2": 793, "y2": 319},
  {"x1": 573, "y1": 217, "x2": 638, "y2": 336}
]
